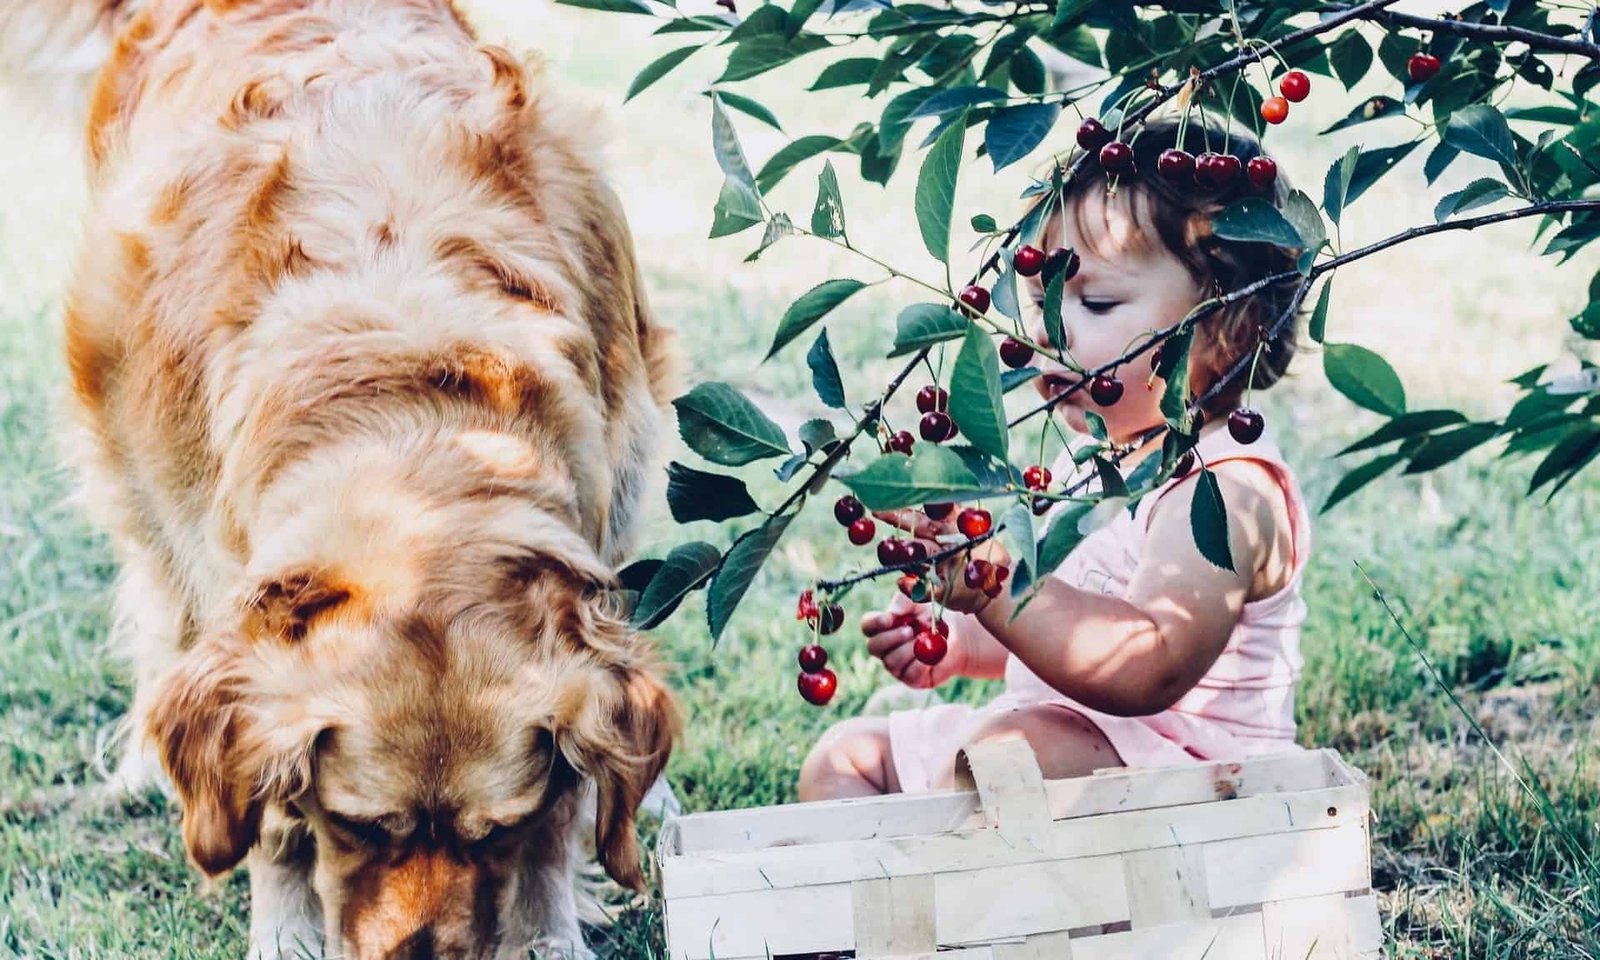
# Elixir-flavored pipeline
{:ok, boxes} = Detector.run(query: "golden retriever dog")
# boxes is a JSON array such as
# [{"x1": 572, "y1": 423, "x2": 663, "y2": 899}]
[{"x1": 3, "y1": 0, "x2": 683, "y2": 956}]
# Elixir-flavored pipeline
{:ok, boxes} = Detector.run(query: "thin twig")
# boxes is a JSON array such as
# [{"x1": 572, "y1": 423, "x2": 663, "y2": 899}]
[{"x1": 1333, "y1": 4, "x2": 1600, "y2": 61}]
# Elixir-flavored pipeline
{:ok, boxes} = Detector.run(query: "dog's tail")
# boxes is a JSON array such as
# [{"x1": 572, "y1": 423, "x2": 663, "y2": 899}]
[{"x1": 0, "y1": 0, "x2": 131, "y2": 111}]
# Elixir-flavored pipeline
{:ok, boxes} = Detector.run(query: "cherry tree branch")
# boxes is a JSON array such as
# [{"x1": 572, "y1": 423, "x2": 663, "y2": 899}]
[{"x1": 1335, "y1": 5, "x2": 1600, "y2": 61}]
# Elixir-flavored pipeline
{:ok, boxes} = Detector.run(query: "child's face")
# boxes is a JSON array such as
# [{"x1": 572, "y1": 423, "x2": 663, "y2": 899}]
[{"x1": 1022, "y1": 188, "x2": 1205, "y2": 443}]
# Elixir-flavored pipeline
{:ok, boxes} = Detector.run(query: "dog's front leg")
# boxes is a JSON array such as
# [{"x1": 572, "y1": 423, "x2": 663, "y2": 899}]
[{"x1": 247, "y1": 807, "x2": 324, "y2": 960}]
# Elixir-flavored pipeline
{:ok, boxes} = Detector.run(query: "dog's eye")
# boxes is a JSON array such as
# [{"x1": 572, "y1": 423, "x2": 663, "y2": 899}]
[
  {"x1": 326, "y1": 812, "x2": 392, "y2": 846},
  {"x1": 473, "y1": 817, "x2": 528, "y2": 848}
]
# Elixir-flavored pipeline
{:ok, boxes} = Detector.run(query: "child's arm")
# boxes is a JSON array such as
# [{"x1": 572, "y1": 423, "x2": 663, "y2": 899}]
[{"x1": 974, "y1": 463, "x2": 1290, "y2": 716}]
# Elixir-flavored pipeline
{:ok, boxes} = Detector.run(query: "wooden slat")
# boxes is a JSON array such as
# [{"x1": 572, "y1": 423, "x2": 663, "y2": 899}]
[
  {"x1": 852, "y1": 876, "x2": 936, "y2": 956},
  {"x1": 1346, "y1": 893, "x2": 1384, "y2": 960},
  {"x1": 1261, "y1": 892, "x2": 1354, "y2": 958},
  {"x1": 665, "y1": 750, "x2": 1342, "y2": 857},
  {"x1": 954, "y1": 740, "x2": 1052, "y2": 843},
  {"x1": 1125, "y1": 846, "x2": 1210, "y2": 927},
  {"x1": 664, "y1": 885, "x2": 853, "y2": 960},
  {"x1": 1205, "y1": 823, "x2": 1372, "y2": 909},
  {"x1": 1071, "y1": 913, "x2": 1268, "y2": 960},
  {"x1": 992, "y1": 930, "x2": 1076, "y2": 959},
  {"x1": 661, "y1": 785, "x2": 1367, "y2": 898},
  {"x1": 934, "y1": 855, "x2": 1131, "y2": 944}
]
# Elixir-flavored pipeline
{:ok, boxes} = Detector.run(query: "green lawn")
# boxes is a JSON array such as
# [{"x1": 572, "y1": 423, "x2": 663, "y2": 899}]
[{"x1": 4, "y1": 2, "x2": 1600, "y2": 957}]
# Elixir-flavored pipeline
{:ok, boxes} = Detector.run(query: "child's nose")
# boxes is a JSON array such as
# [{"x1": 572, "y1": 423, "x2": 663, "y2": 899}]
[{"x1": 1029, "y1": 316, "x2": 1066, "y2": 353}]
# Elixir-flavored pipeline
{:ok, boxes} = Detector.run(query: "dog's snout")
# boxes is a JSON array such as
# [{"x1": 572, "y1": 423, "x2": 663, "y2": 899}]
[{"x1": 391, "y1": 927, "x2": 436, "y2": 960}]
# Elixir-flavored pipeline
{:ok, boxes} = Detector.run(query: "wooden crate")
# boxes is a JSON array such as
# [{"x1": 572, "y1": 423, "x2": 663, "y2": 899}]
[{"x1": 656, "y1": 741, "x2": 1382, "y2": 960}]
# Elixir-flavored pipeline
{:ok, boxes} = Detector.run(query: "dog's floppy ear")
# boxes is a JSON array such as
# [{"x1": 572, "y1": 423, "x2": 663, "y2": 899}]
[
  {"x1": 145, "y1": 642, "x2": 264, "y2": 877},
  {"x1": 558, "y1": 653, "x2": 679, "y2": 890}
]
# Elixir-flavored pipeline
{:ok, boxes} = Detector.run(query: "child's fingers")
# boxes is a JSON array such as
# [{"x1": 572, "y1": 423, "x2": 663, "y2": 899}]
[
  {"x1": 865, "y1": 623, "x2": 915, "y2": 658},
  {"x1": 871, "y1": 508, "x2": 945, "y2": 540},
  {"x1": 860, "y1": 611, "x2": 901, "y2": 637},
  {"x1": 879, "y1": 643, "x2": 918, "y2": 680}
]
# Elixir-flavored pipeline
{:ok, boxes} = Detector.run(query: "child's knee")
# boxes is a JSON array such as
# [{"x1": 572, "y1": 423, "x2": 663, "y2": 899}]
[{"x1": 798, "y1": 717, "x2": 893, "y2": 799}]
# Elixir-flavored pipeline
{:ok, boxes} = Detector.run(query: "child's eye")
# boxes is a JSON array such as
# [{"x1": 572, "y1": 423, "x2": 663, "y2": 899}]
[{"x1": 1081, "y1": 299, "x2": 1120, "y2": 315}]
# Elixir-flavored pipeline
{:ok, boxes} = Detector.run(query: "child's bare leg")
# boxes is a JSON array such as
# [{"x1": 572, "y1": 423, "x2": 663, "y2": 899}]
[
  {"x1": 932, "y1": 704, "x2": 1122, "y2": 790},
  {"x1": 798, "y1": 717, "x2": 904, "y2": 801}
]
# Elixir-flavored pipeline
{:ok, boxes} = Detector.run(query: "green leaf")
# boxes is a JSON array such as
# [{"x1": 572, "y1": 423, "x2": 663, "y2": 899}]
[
  {"x1": 1443, "y1": 104, "x2": 1519, "y2": 169},
  {"x1": 1323, "y1": 146, "x2": 1359, "y2": 228},
  {"x1": 1343, "y1": 141, "x2": 1421, "y2": 210},
  {"x1": 838, "y1": 445, "x2": 992, "y2": 510},
  {"x1": 1308, "y1": 279, "x2": 1332, "y2": 344},
  {"x1": 811, "y1": 160, "x2": 846, "y2": 238},
  {"x1": 1042, "y1": 267, "x2": 1065, "y2": 350},
  {"x1": 991, "y1": 257, "x2": 1020, "y2": 322},
  {"x1": 755, "y1": 135, "x2": 841, "y2": 193},
  {"x1": 1035, "y1": 501, "x2": 1093, "y2": 578},
  {"x1": 1212, "y1": 198, "x2": 1304, "y2": 249},
  {"x1": 971, "y1": 213, "x2": 998, "y2": 233},
  {"x1": 632, "y1": 541, "x2": 722, "y2": 630},
  {"x1": 718, "y1": 34, "x2": 830, "y2": 83},
  {"x1": 1529, "y1": 424, "x2": 1600, "y2": 494},
  {"x1": 1190, "y1": 469, "x2": 1234, "y2": 572},
  {"x1": 1338, "y1": 410, "x2": 1469, "y2": 455},
  {"x1": 890, "y1": 303, "x2": 967, "y2": 357},
  {"x1": 1329, "y1": 30, "x2": 1372, "y2": 88},
  {"x1": 1433, "y1": 177, "x2": 1510, "y2": 223},
  {"x1": 810, "y1": 58, "x2": 879, "y2": 90},
  {"x1": 713, "y1": 90, "x2": 784, "y2": 131},
  {"x1": 797, "y1": 417, "x2": 836, "y2": 453},
  {"x1": 1280, "y1": 189, "x2": 1327, "y2": 253},
  {"x1": 906, "y1": 85, "x2": 1008, "y2": 119},
  {"x1": 665, "y1": 462, "x2": 761, "y2": 523},
  {"x1": 948, "y1": 326, "x2": 1008, "y2": 461},
  {"x1": 984, "y1": 103, "x2": 1060, "y2": 172},
  {"x1": 555, "y1": 0, "x2": 652, "y2": 13},
  {"x1": 1093, "y1": 456, "x2": 1128, "y2": 498},
  {"x1": 1318, "y1": 96, "x2": 1405, "y2": 135},
  {"x1": 1571, "y1": 303, "x2": 1600, "y2": 340},
  {"x1": 710, "y1": 177, "x2": 763, "y2": 238},
  {"x1": 654, "y1": 15, "x2": 729, "y2": 33},
  {"x1": 743, "y1": 211, "x2": 795, "y2": 262},
  {"x1": 1403, "y1": 422, "x2": 1499, "y2": 474},
  {"x1": 626, "y1": 46, "x2": 699, "y2": 102},
  {"x1": 1010, "y1": 46, "x2": 1046, "y2": 95},
  {"x1": 1158, "y1": 324, "x2": 1194, "y2": 431},
  {"x1": 1423, "y1": 141, "x2": 1460, "y2": 185},
  {"x1": 786, "y1": 0, "x2": 825, "y2": 36},
  {"x1": 1000, "y1": 501, "x2": 1037, "y2": 598},
  {"x1": 674, "y1": 382, "x2": 792, "y2": 465},
  {"x1": 1001, "y1": 367, "x2": 1039, "y2": 393},
  {"x1": 708, "y1": 513, "x2": 795, "y2": 640},
  {"x1": 766, "y1": 278, "x2": 865, "y2": 361},
  {"x1": 915, "y1": 110, "x2": 966, "y2": 265},
  {"x1": 879, "y1": 87, "x2": 940, "y2": 153},
  {"x1": 807, "y1": 329, "x2": 847, "y2": 409},
  {"x1": 1321, "y1": 453, "x2": 1406, "y2": 513},
  {"x1": 1324, "y1": 343, "x2": 1406, "y2": 417},
  {"x1": 710, "y1": 93, "x2": 755, "y2": 188}
]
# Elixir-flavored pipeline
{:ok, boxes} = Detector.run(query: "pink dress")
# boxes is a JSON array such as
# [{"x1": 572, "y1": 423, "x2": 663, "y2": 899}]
[{"x1": 887, "y1": 423, "x2": 1313, "y2": 793}]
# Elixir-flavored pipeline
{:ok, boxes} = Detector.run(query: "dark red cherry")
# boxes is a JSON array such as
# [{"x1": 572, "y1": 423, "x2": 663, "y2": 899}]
[
  {"x1": 923, "y1": 502, "x2": 955, "y2": 521},
  {"x1": 1228, "y1": 407, "x2": 1265, "y2": 444},
  {"x1": 1013, "y1": 245, "x2": 1047, "y2": 277},
  {"x1": 847, "y1": 516, "x2": 877, "y2": 545},
  {"x1": 1246, "y1": 155, "x2": 1278, "y2": 191},
  {"x1": 912, "y1": 629, "x2": 948, "y2": 665},
  {"x1": 1279, "y1": 69, "x2": 1310, "y2": 103},
  {"x1": 1043, "y1": 247, "x2": 1080, "y2": 283},
  {"x1": 958, "y1": 285, "x2": 991, "y2": 315},
  {"x1": 798, "y1": 668, "x2": 838, "y2": 705},
  {"x1": 956, "y1": 508, "x2": 993, "y2": 538},
  {"x1": 1089, "y1": 374, "x2": 1124, "y2": 407},
  {"x1": 1076, "y1": 118, "x2": 1114, "y2": 152},
  {"x1": 999, "y1": 337, "x2": 1035, "y2": 369},
  {"x1": 919, "y1": 410, "x2": 957, "y2": 443},
  {"x1": 1023, "y1": 465, "x2": 1052, "y2": 490},
  {"x1": 886, "y1": 430, "x2": 915, "y2": 455},
  {"x1": 877, "y1": 536, "x2": 912, "y2": 567},
  {"x1": 915, "y1": 384, "x2": 948, "y2": 414},
  {"x1": 1099, "y1": 141, "x2": 1135, "y2": 174},
  {"x1": 1157, "y1": 148, "x2": 1195, "y2": 184},
  {"x1": 834, "y1": 495, "x2": 864, "y2": 526},
  {"x1": 1408, "y1": 52, "x2": 1441, "y2": 83},
  {"x1": 798, "y1": 644, "x2": 828, "y2": 673}
]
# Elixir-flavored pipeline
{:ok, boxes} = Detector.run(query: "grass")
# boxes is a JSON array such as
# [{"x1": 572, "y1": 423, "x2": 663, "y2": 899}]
[{"x1": 4, "y1": 1, "x2": 1600, "y2": 957}]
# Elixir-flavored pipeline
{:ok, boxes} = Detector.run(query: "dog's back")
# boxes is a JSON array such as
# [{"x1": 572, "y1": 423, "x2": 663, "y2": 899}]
[{"x1": 49, "y1": 0, "x2": 679, "y2": 622}]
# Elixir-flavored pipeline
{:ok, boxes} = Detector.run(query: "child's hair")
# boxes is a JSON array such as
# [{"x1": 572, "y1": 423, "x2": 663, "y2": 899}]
[{"x1": 1028, "y1": 114, "x2": 1302, "y2": 420}]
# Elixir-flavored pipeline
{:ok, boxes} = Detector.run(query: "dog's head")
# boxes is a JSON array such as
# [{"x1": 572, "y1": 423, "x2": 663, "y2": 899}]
[{"x1": 146, "y1": 543, "x2": 676, "y2": 958}]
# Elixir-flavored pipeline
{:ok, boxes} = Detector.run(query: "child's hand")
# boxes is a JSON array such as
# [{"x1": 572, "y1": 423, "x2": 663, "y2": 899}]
[
  {"x1": 860, "y1": 593, "x2": 964, "y2": 689},
  {"x1": 872, "y1": 508, "x2": 1013, "y2": 616}
]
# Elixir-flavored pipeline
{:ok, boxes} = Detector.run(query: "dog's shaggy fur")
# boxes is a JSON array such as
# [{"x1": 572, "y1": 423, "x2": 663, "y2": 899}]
[{"x1": 7, "y1": 0, "x2": 683, "y2": 956}]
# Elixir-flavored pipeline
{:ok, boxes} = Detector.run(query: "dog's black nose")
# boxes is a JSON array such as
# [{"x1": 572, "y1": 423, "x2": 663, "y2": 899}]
[{"x1": 390, "y1": 928, "x2": 436, "y2": 960}]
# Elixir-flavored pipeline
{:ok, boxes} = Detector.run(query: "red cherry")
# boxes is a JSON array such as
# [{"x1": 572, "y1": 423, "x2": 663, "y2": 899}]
[
  {"x1": 847, "y1": 516, "x2": 877, "y2": 545},
  {"x1": 1098, "y1": 141, "x2": 1135, "y2": 174},
  {"x1": 1195, "y1": 153, "x2": 1242, "y2": 189},
  {"x1": 956, "y1": 508, "x2": 992, "y2": 538},
  {"x1": 1279, "y1": 70, "x2": 1310, "y2": 103},
  {"x1": 1157, "y1": 148, "x2": 1195, "y2": 184},
  {"x1": 923, "y1": 502, "x2": 955, "y2": 521},
  {"x1": 1013, "y1": 245, "x2": 1047, "y2": 277},
  {"x1": 886, "y1": 430, "x2": 915, "y2": 455},
  {"x1": 984, "y1": 564, "x2": 1009, "y2": 598},
  {"x1": 834, "y1": 495, "x2": 864, "y2": 526},
  {"x1": 1023, "y1": 465, "x2": 1052, "y2": 490},
  {"x1": 1246, "y1": 155, "x2": 1278, "y2": 191},
  {"x1": 878, "y1": 536, "x2": 912, "y2": 567},
  {"x1": 1261, "y1": 96, "x2": 1289, "y2": 125},
  {"x1": 904, "y1": 539, "x2": 930, "y2": 565},
  {"x1": 919, "y1": 410, "x2": 957, "y2": 443},
  {"x1": 1228, "y1": 407, "x2": 1265, "y2": 444},
  {"x1": 798, "y1": 644, "x2": 828, "y2": 673},
  {"x1": 1408, "y1": 52, "x2": 1441, "y2": 83},
  {"x1": 797, "y1": 668, "x2": 838, "y2": 706},
  {"x1": 958, "y1": 285, "x2": 991, "y2": 315},
  {"x1": 1031, "y1": 494, "x2": 1053, "y2": 516},
  {"x1": 1044, "y1": 247, "x2": 1080, "y2": 282},
  {"x1": 796, "y1": 589, "x2": 819, "y2": 621},
  {"x1": 999, "y1": 337, "x2": 1035, "y2": 369},
  {"x1": 1076, "y1": 118, "x2": 1114, "y2": 152},
  {"x1": 1214, "y1": 154, "x2": 1243, "y2": 185},
  {"x1": 963, "y1": 558, "x2": 992, "y2": 590},
  {"x1": 896, "y1": 573, "x2": 930, "y2": 602},
  {"x1": 915, "y1": 384, "x2": 948, "y2": 414},
  {"x1": 811, "y1": 602, "x2": 844, "y2": 635},
  {"x1": 715, "y1": 0, "x2": 735, "y2": 10},
  {"x1": 1174, "y1": 449, "x2": 1197, "y2": 475},
  {"x1": 912, "y1": 629, "x2": 948, "y2": 665},
  {"x1": 1089, "y1": 374, "x2": 1124, "y2": 407}
]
